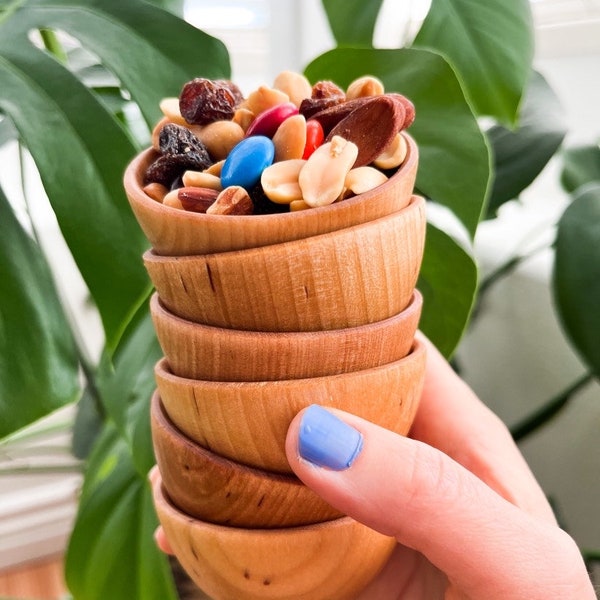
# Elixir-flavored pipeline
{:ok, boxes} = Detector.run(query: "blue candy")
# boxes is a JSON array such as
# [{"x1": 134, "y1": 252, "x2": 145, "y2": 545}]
[{"x1": 221, "y1": 136, "x2": 275, "y2": 190}]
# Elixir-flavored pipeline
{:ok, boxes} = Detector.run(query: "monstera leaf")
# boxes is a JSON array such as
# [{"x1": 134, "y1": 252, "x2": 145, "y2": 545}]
[
  {"x1": 305, "y1": 48, "x2": 486, "y2": 353},
  {"x1": 0, "y1": 0, "x2": 230, "y2": 352}
]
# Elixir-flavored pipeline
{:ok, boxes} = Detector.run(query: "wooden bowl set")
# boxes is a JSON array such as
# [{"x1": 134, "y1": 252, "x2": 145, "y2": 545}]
[{"x1": 125, "y1": 134, "x2": 426, "y2": 600}]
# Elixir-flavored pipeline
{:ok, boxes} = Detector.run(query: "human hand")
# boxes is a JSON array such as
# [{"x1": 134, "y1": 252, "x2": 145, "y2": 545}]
[{"x1": 284, "y1": 335, "x2": 596, "y2": 599}]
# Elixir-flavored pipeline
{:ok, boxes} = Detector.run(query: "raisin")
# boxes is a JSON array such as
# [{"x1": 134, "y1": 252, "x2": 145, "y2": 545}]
[
  {"x1": 179, "y1": 78, "x2": 237, "y2": 125},
  {"x1": 215, "y1": 79, "x2": 244, "y2": 107},
  {"x1": 145, "y1": 125, "x2": 213, "y2": 187},
  {"x1": 299, "y1": 96, "x2": 345, "y2": 120}
]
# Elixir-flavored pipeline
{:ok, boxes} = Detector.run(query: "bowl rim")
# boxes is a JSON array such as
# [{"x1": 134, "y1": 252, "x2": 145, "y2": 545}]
[
  {"x1": 154, "y1": 334, "x2": 426, "y2": 388},
  {"x1": 151, "y1": 469, "x2": 358, "y2": 535},
  {"x1": 150, "y1": 288, "x2": 422, "y2": 342},
  {"x1": 124, "y1": 132, "x2": 418, "y2": 225},
  {"x1": 153, "y1": 392, "x2": 307, "y2": 487}
]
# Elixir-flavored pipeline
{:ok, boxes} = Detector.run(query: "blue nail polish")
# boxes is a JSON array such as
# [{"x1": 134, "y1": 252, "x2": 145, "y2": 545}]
[{"x1": 298, "y1": 405, "x2": 363, "y2": 470}]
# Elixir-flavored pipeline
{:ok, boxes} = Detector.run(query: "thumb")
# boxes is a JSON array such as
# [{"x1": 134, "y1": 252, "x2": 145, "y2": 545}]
[{"x1": 285, "y1": 405, "x2": 589, "y2": 600}]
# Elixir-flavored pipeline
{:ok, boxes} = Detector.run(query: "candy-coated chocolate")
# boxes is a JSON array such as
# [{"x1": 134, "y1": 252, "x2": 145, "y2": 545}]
[
  {"x1": 245, "y1": 102, "x2": 299, "y2": 138},
  {"x1": 221, "y1": 136, "x2": 275, "y2": 190},
  {"x1": 303, "y1": 119, "x2": 325, "y2": 159}
]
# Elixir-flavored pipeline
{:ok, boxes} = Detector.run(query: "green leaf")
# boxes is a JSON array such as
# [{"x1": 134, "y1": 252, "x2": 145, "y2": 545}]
[
  {"x1": 305, "y1": 48, "x2": 490, "y2": 237},
  {"x1": 485, "y1": 70, "x2": 567, "y2": 218},
  {"x1": 418, "y1": 223, "x2": 478, "y2": 358},
  {"x1": 553, "y1": 184, "x2": 600, "y2": 376},
  {"x1": 96, "y1": 302, "x2": 162, "y2": 477},
  {"x1": 413, "y1": 0, "x2": 534, "y2": 125},
  {"x1": 321, "y1": 0, "x2": 385, "y2": 46},
  {"x1": 0, "y1": 183, "x2": 80, "y2": 438},
  {"x1": 66, "y1": 424, "x2": 177, "y2": 600},
  {"x1": 0, "y1": 0, "x2": 230, "y2": 349},
  {"x1": 560, "y1": 143, "x2": 600, "y2": 194}
]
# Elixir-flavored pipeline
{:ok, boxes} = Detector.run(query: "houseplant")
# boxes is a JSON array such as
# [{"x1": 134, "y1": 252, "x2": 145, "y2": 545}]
[{"x1": 0, "y1": 0, "x2": 596, "y2": 597}]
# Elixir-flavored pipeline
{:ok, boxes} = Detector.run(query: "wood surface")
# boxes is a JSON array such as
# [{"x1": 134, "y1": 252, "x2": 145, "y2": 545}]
[
  {"x1": 155, "y1": 338, "x2": 426, "y2": 474},
  {"x1": 151, "y1": 395, "x2": 342, "y2": 527},
  {"x1": 145, "y1": 195, "x2": 426, "y2": 332},
  {"x1": 151, "y1": 475, "x2": 396, "y2": 600},
  {"x1": 150, "y1": 289, "x2": 421, "y2": 381},
  {"x1": 0, "y1": 555, "x2": 66, "y2": 599},
  {"x1": 124, "y1": 134, "x2": 418, "y2": 256}
]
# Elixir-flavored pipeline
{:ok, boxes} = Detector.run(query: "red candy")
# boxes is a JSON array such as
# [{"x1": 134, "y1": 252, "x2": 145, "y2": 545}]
[
  {"x1": 302, "y1": 119, "x2": 325, "y2": 159},
  {"x1": 245, "y1": 102, "x2": 299, "y2": 138}
]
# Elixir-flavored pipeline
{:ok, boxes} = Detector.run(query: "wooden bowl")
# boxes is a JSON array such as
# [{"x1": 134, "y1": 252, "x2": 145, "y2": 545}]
[
  {"x1": 151, "y1": 394, "x2": 342, "y2": 527},
  {"x1": 151, "y1": 473, "x2": 396, "y2": 600},
  {"x1": 150, "y1": 289, "x2": 422, "y2": 382},
  {"x1": 124, "y1": 134, "x2": 418, "y2": 256},
  {"x1": 145, "y1": 195, "x2": 426, "y2": 332},
  {"x1": 155, "y1": 338, "x2": 426, "y2": 474}
]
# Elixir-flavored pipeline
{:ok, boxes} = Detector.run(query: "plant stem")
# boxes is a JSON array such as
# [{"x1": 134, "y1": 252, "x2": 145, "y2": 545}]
[
  {"x1": 39, "y1": 29, "x2": 68, "y2": 64},
  {"x1": 510, "y1": 372, "x2": 594, "y2": 442}
]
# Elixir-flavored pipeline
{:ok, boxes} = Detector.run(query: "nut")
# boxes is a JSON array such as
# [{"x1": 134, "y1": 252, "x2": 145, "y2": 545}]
[
  {"x1": 159, "y1": 97, "x2": 187, "y2": 125},
  {"x1": 273, "y1": 71, "x2": 313, "y2": 107},
  {"x1": 344, "y1": 166, "x2": 388, "y2": 197},
  {"x1": 162, "y1": 189, "x2": 183, "y2": 210},
  {"x1": 346, "y1": 76, "x2": 385, "y2": 100},
  {"x1": 242, "y1": 86, "x2": 290, "y2": 116},
  {"x1": 233, "y1": 107, "x2": 255, "y2": 132},
  {"x1": 326, "y1": 95, "x2": 405, "y2": 167},
  {"x1": 290, "y1": 199, "x2": 310, "y2": 211},
  {"x1": 182, "y1": 171, "x2": 223, "y2": 191},
  {"x1": 298, "y1": 136, "x2": 358, "y2": 207},
  {"x1": 204, "y1": 159, "x2": 225, "y2": 176},
  {"x1": 373, "y1": 133, "x2": 408, "y2": 170},
  {"x1": 143, "y1": 182, "x2": 169, "y2": 203},
  {"x1": 207, "y1": 186, "x2": 254, "y2": 215},
  {"x1": 194, "y1": 120, "x2": 244, "y2": 161},
  {"x1": 178, "y1": 186, "x2": 219, "y2": 212},
  {"x1": 261, "y1": 159, "x2": 306, "y2": 204},
  {"x1": 272, "y1": 114, "x2": 307, "y2": 161}
]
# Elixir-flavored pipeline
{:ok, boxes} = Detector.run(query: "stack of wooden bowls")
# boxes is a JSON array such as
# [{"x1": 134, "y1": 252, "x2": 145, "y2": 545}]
[{"x1": 124, "y1": 133, "x2": 426, "y2": 600}]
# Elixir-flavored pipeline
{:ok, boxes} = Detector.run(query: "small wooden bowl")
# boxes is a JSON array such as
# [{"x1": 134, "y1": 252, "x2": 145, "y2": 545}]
[
  {"x1": 151, "y1": 394, "x2": 342, "y2": 527},
  {"x1": 145, "y1": 195, "x2": 426, "y2": 332},
  {"x1": 151, "y1": 473, "x2": 396, "y2": 600},
  {"x1": 155, "y1": 338, "x2": 426, "y2": 473},
  {"x1": 124, "y1": 134, "x2": 418, "y2": 256},
  {"x1": 150, "y1": 289, "x2": 422, "y2": 382}
]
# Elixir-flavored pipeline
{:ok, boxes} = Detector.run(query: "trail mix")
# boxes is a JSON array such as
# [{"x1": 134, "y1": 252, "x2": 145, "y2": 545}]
[{"x1": 143, "y1": 71, "x2": 415, "y2": 215}]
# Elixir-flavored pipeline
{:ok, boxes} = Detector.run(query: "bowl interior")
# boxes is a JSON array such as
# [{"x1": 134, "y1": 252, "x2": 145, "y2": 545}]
[
  {"x1": 151, "y1": 472, "x2": 396, "y2": 600},
  {"x1": 124, "y1": 134, "x2": 418, "y2": 256},
  {"x1": 156, "y1": 337, "x2": 426, "y2": 473},
  {"x1": 150, "y1": 289, "x2": 422, "y2": 381},
  {"x1": 151, "y1": 393, "x2": 342, "y2": 528}
]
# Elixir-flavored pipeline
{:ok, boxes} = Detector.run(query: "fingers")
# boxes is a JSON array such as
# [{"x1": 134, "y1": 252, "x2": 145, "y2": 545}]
[
  {"x1": 411, "y1": 334, "x2": 556, "y2": 523},
  {"x1": 285, "y1": 406, "x2": 592, "y2": 600}
]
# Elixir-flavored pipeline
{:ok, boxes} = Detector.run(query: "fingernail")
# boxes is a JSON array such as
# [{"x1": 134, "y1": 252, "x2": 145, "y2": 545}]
[{"x1": 298, "y1": 405, "x2": 363, "y2": 470}]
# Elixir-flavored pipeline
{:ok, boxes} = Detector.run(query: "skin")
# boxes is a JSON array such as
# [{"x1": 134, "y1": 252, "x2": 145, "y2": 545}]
[{"x1": 153, "y1": 335, "x2": 596, "y2": 599}]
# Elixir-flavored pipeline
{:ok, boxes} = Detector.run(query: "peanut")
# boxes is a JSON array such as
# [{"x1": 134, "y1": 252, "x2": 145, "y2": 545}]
[
  {"x1": 159, "y1": 97, "x2": 188, "y2": 126},
  {"x1": 272, "y1": 114, "x2": 307, "y2": 161},
  {"x1": 242, "y1": 86, "x2": 290, "y2": 116},
  {"x1": 162, "y1": 188, "x2": 183, "y2": 210},
  {"x1": 290, "y1": 199, "x2": 311, "y2": 211},
  {"x1": 273, "y1": 71, "x2": 313, "y2": 107},
  {"x1": 233, "y1": 107, "x2": 255, "y2": 132},
  {"x1": 261, "y1": 159, "x2": 306, "y2": 204},
  {"x1": 373, "y1": 133, "x2": 408, "y2": 170},
  {"x1": 143, "y1": 182, "x2": 169, "y2": 203},
  {"x1": 194, "y1": 120, "x2": 244, "y2": 161},
  {"x1": 298, "y1": 136, "x2": 358, "y2": 207},
  {"x1": 346, "y1": 76, "x2": 385, "y2": 100},
  {"x1": 204, "y1": 160, "x2": 225, "y2": 176},
  {"x1": 344, "y1": 166, "x2": 388, "y2": 197},
  {"x1": 182, "y1": 171, "x2": 223, "y2": 191}
]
